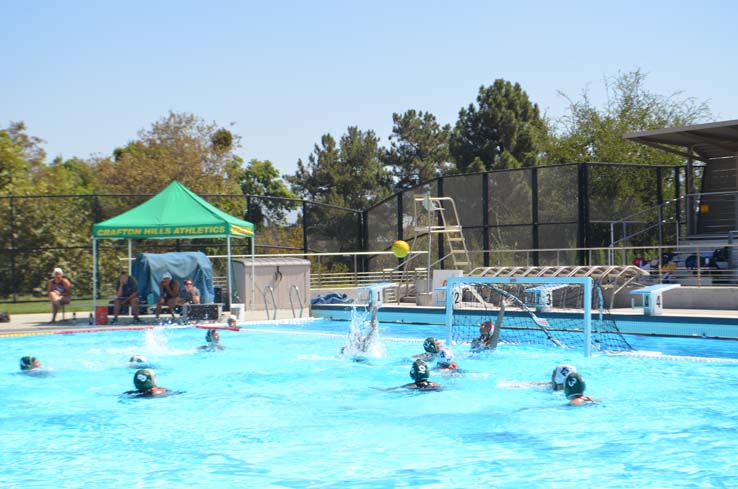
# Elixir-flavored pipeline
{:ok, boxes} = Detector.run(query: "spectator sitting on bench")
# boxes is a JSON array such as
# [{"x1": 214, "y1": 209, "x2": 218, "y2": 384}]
[
  {"x1": 112, "y1": 271, "x2": 141, "y2": 324},
  {"x1": 48, "y1": 267, "x2": 72, "y2": 323},
  {"x1": 155, "y1": 273, "x2": 180, "y2": 319},
  {"x1": 179, "y1": 277, "x2": 200, "y2": 306}
]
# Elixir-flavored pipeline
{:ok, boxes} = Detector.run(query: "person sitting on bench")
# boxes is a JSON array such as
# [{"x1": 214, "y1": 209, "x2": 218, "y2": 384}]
[
  {"x1": 111, "y1": 271, "x2": 141, "y2": 324},
  {"x1": 47, "y1": 267, "x2": 72, "y2": 323},
  {"x1": 155, "y1": 273, "x2": 180, "y2": 319},
  {"x1": 179, "y1": 277, "x2": 200, "y2": 305}
]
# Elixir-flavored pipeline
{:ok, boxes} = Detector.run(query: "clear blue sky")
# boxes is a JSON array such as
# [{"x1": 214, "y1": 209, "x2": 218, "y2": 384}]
[{"x1": 3, "y1": 1, "x2": 737, "y2": 176}]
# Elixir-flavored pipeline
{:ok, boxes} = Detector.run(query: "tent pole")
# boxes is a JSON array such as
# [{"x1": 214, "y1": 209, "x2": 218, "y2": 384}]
[
  {"x1": 128, "y1": 239, "x2": 132, "y2": 273},
  {"x1": 92, "y1": 238, "x2": 97, "y2": 322},
  {"x1": 251, "y1": 236, "x2": 255, "y2": 312},
  {"x1": 227, "y1": 235, "x2": 233, "y2": 310}
]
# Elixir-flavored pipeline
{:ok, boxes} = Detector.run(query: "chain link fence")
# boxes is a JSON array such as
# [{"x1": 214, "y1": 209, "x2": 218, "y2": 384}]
[{"x1": 1, "y1": 163, "x2": 685, "y2": 302}]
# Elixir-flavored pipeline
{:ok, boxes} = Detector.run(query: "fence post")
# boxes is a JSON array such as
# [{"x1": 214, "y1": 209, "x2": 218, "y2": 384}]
[
  {"x1": 482, "y1": 173, "x2": 490, "y2": 267},
  {"x1": 10, "y1": 196, "x2": 16, "y2": 303},
  {"x1": 531, "y1": 166, "x2": 540, "y2": 266}
]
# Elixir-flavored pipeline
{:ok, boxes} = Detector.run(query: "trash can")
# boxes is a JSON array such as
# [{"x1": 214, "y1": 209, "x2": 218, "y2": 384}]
[{"x1": 95, "y1": 305, "x2": 108, "y2": 325}]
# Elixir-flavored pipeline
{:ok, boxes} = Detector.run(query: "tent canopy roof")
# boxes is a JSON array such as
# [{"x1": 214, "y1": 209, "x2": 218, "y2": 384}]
[{"x1": 92, "y1": 181, "x2": 254, "y2": 240}]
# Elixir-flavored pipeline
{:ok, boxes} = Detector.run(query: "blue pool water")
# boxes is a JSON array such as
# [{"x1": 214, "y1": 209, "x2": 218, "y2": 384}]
[{"x1": 2, "y1": 318, "x2": 738, "y2": 488}]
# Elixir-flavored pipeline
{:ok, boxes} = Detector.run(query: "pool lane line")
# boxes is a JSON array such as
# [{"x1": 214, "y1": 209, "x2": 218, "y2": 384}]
[
  {"x1": 0, "y1": 331, "x2": 56, "y2": 338},
  {"x1": 611, "y1": 350, "x2": 738, "y2": 363}
]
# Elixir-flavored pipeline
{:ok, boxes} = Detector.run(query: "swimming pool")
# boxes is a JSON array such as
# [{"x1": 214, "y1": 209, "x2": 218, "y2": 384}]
[{"x1": 2, "y1": 317, "x2": 738, "y2": 488}]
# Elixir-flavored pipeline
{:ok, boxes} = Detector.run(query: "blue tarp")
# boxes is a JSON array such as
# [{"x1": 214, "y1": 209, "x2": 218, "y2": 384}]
[{"x1": 132, "y1": 252, "x2": 215, "y2": 304}]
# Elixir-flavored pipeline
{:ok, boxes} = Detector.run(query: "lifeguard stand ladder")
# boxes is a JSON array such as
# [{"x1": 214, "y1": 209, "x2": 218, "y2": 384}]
[{"x1": 397, "y1": 193, "x2": 472, "y2": 302}]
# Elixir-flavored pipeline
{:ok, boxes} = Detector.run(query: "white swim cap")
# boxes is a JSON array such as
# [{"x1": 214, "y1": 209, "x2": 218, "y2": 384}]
[
  {"x1": 552, "y1": 364, "x2": 577, "y2": 385},
  {"x1": 437, "y1": 348, "x2": 455, "y2": 366}
]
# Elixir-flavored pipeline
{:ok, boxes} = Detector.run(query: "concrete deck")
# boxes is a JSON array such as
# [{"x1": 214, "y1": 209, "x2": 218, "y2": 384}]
[
  {"x1": 1, "y1": 303, "x2": 735, "y2": 338},
  {"x1": 0, "y1": 309, "x2": 305, "y2": 337}
]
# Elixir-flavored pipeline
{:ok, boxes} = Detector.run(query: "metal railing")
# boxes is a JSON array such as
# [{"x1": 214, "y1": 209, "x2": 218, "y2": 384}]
[
  {"x1": 609, "y1": 190, "x2": 738, "y2": 256},
  {"x1": 262, "y1": 285, "x2": 277, "y2": 320},
  {"x1": 289, "y1": 285, "x2": 304, "y2": 318}
]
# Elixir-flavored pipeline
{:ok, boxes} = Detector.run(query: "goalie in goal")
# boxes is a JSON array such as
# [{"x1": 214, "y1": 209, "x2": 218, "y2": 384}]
[{"x1": 445, "y1": 277, "x2": 633, "y2": 356}]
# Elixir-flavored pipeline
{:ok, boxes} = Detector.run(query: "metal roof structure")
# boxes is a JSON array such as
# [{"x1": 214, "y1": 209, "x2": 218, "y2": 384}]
[{"x1": 623, "y1": 119, "x2": 738, "y2": 162}]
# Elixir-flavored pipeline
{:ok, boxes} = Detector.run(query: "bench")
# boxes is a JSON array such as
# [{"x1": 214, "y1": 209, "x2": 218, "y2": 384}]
[{"x1": 630, "y1": 284, "x2": 681, "y2": 316}]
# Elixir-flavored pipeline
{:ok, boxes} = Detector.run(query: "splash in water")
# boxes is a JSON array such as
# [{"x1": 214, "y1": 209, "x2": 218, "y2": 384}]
[{"x1": 341, "y1": 304, "x2": 386, "y2": 360}]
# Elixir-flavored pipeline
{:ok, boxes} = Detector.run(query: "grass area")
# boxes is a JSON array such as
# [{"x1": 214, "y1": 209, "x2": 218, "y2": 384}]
[{"x1": 0, "y1": 300, "x2": 95, "y2": 315}]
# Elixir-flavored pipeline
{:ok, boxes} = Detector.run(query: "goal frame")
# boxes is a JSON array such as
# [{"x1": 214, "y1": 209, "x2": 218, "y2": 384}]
[{"x1": 444, "y1": 276, "x2": 594, "y2": 357}]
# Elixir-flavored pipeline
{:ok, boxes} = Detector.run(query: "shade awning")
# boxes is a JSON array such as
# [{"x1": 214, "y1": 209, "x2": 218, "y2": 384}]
[
  {"x1": 624, "y1": 119, "x2": 738, "y2": 162},
  {"x1": 92, "y1": 181, "x2": 254, "y2": 239}
]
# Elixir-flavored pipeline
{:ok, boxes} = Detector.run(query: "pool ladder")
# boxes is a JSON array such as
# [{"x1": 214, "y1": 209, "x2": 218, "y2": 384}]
[
  {"x1": 289, "y1": 285, "x2": 304, "y2": 318},
  {"x1": 262, "y1": 285, "x2": 277, "y2": 320},
  {"x1": 262, "y1": 285, "x2": 305, "y2": 320}
]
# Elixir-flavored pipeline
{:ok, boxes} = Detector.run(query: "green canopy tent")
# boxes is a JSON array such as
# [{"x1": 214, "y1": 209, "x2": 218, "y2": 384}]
[{"x1": 91, "y1": 181, "x2": 255, "y2": 317}]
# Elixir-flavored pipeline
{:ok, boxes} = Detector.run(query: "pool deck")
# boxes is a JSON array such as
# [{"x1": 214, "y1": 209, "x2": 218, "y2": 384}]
[
  {"x1": 1, "y1": 304, "x2": 735, "y2": 338},
  {"x1": 0, "y1": 309, "x2": 303, "y2": 337}
]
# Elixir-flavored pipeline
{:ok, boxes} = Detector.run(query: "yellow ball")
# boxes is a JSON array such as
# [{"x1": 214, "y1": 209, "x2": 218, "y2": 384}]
[{"x1": 392, "y1": 240, "x2": 410, "y2": 258}]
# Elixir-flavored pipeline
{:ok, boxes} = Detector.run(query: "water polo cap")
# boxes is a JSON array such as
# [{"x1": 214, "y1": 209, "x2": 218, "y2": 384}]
[
  {"x1": 410, "y1": 359, "x2": 430, "y2": 382},
  {"x1": 552, "y1": 364, "x2": 577, "y2": 386},
  {"x1": 423, "y1": 337, "x2": 439, "y2": 354},
  {"x1": 437, "y1": 348, "x2": 454, "y2": 366},
  {"x1": 20, "y1": 356, "x2": 37, "y2": 371},
  {"x1": 134, "y1": 369, "x2": 155, "y2": 390},
  {"x1": 129, "y1": 355, "x2": 147, "y2": 364},
  {"x1": 564, "y1": 372, "x2": 586, "y2": 399}
]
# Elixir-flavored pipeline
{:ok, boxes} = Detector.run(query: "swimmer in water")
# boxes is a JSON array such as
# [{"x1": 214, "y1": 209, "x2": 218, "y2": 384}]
[
  {"x1": 401, "y1": 359, "x2": 442, "y2": 390},
  {"x1": 340, "y1": 300, "x2": 381, "y2": 359},
  {"x1": 19, "y1": 356, "x2": 42, "y2": 372},
  {"x1": 550, "y1": 364, "x2": 577, "y2": 391},
  {"x1": 470, "y1": 300, "x2": 506, "y2": 352},
  {"x1": 412, "y1": 336, "x2": 443, "y2": 362},
  {"x1": 125, "y1": 369, "x2": 169, "y2": 397},
  {"x1": 564, "y1": 371, "x2": 596, "y2": 405},
  {"x1": 198, "y1": 329, "x2": 225, "y2": 351},
  {"x1": 227, "y1": 315, "x2": 239, "y2": 329},
  {"x1": 128, "y1": 355, "x2": 150, "y2": 368},
  {"x1": 496, "y1": 363, "x2": 577, "y2": 390},
  {"x1": 434, "y1": 347, "x2": 461, "y2": 374}
]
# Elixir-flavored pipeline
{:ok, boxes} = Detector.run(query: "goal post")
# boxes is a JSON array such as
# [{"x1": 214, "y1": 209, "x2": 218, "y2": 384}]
[{"x1": 444, "y1": 276, "x2": 631, "y2": 357}]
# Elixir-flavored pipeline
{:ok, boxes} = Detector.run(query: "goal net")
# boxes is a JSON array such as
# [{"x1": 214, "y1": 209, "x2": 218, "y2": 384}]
[{"x1": 444, "y1": 277, "x2": 633, "y2": 355}]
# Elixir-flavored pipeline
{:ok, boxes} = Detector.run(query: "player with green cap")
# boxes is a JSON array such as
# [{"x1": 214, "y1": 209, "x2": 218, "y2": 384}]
[
  {"x1": 125, "y1": 369, "x2": 169, "y2": 397},
  {"x1": 19, "y1": 356, "x2": 41, "y2": 371},
  {"x1": 564, "y1": 371, "x2": 596, "y2": 405},
  {"x1": 402, "y1": 359, "x2": 442, "y2": 390}
]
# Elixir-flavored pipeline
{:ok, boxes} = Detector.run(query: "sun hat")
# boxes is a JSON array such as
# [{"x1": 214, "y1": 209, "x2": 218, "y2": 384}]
[
  {"x1": 52, "y1": 267, "x2": 63, "y2": 276},
  {"x1": 162, "y1": 272, "x2": 172, "y2": 280}
]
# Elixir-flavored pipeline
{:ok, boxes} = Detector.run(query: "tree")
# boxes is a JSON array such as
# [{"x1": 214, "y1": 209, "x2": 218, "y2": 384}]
[
  {"x1": 97, "y1": 112, "x2": 243, "y2": 196},
  {"x1": 0, "y1": 122, "x2": 45, "y2": 194},
  {"x1": 286, "y1": 127, "x2": 390, "y2": 254},
  {"x1": 543, "y1": 69, "x2": 711, "y2": 165},
  {"x1": 449, "y1": 79, "x2": 546, "y2": 173},
  {"x1": 542, "y1": 69, "x2": 712, "y2": 248},
  {"x1": 236, "y1": 158, "x2": 297, "y2": 226},
  {"x1": 286, "y1": 127, "x2": 391, "y2": 209},
  {"x1": 383, "y1": 109, "x2": 452, "y2": 190}
]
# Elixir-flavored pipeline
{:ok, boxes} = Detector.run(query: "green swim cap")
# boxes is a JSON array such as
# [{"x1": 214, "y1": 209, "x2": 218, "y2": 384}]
[
  {"x1": 19, "y1": 356, "x2": 37, "y2": 371},
  {"x1": 564, "y1": 372, "x2": 586, "y2": 399},
  {"x1": 410, "y1": 359, "x2": 430, "y2": 382},
  {"x1": 134, "y1": 369, "x2": 155, "y2": 390},
  {"x1": 423, "y1": 337, "x2": 439, "y2": 353},
  {"x1": 206, "y1": 329, "x2": 219, "y2": 343}
]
